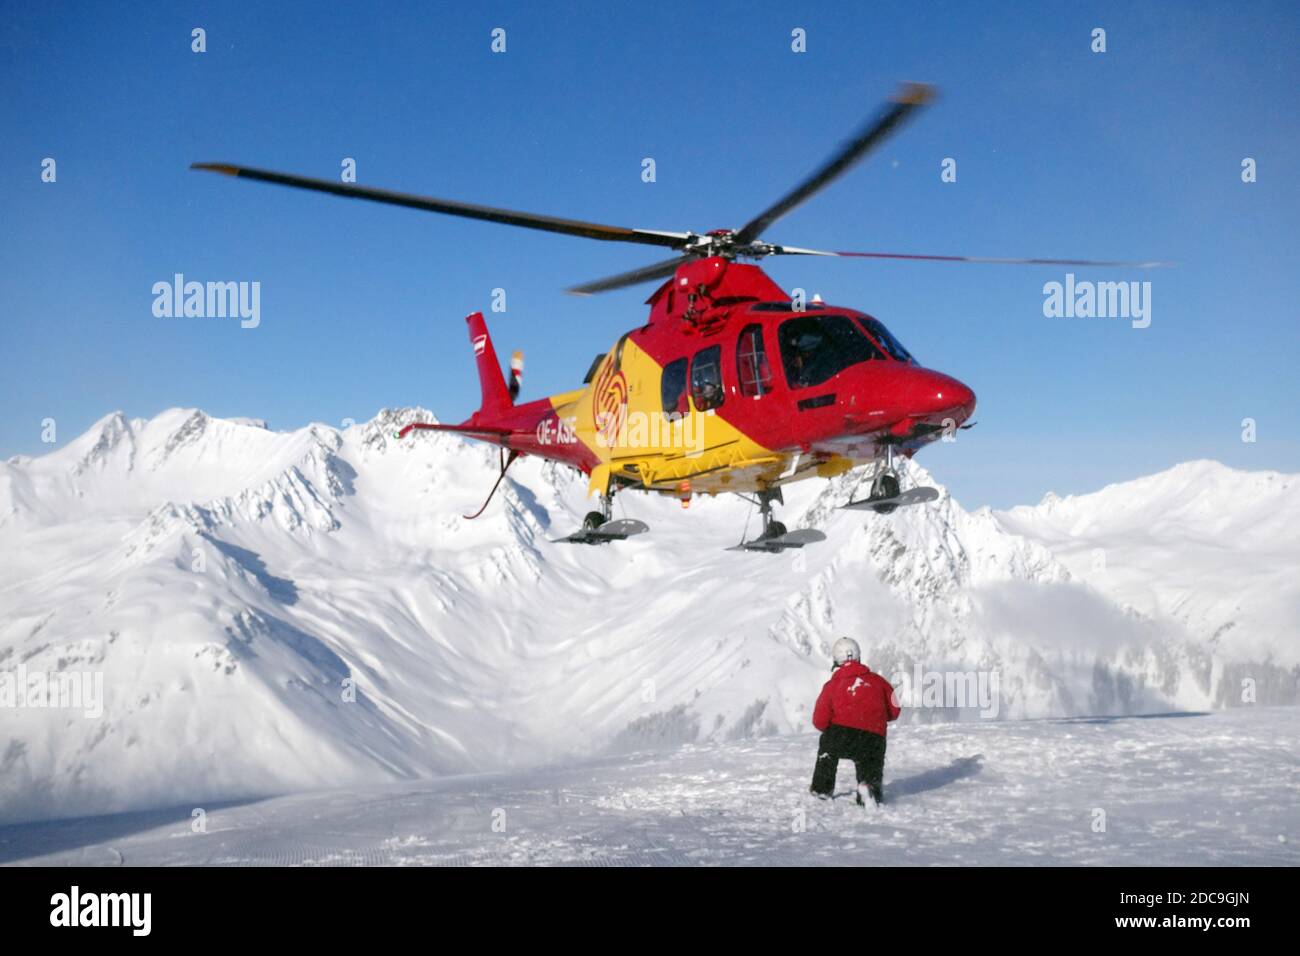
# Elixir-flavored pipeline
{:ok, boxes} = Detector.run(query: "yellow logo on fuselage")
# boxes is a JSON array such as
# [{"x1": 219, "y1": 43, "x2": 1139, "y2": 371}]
[{"x1": 592, "y1": 360, "x2": 628, "y2": 449}]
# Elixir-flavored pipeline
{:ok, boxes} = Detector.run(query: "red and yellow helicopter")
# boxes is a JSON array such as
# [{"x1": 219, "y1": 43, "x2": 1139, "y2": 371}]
[{"x1": 194, "y1": 83, "x2": 1154, "y2": 551}]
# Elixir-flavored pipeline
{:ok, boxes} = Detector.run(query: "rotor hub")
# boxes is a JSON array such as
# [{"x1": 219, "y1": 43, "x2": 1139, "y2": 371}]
[{"x1": 681, "y1": 230, "x2": 777, "y2": 262}]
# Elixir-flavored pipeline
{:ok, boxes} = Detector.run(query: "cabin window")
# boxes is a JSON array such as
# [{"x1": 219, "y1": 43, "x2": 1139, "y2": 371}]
[
  {"x1": 736, "y1": 324, "x2": 772, "y2": 398},
  {"x1": 778, "y1": 314, "x2": 884, "y2": 389},
  {"x1": 660, "y1": 357, "x2": 689, "y2": 416},
  {"x1": 690, "y1": 345, "x2": 725, "y2": 412}
]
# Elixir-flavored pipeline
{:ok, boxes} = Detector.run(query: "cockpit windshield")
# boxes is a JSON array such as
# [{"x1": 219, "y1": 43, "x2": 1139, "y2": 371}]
[
  {"x1": 778, "y1": 314, "x2": 885, "y2": 388},
  {"x1": 857, "y1": 317, "x2": 915, "y2": 364}
]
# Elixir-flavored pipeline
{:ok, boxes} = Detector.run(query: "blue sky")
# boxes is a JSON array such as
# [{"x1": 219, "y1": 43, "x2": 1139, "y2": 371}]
[{"x1": 2, "y1": 1, "x2": 1297, "y2": 508}]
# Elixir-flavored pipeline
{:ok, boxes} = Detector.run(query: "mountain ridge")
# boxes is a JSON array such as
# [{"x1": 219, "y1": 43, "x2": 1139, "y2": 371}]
[{"x1": 0, "y1": 407, "x2": 1295, "y2": 824}]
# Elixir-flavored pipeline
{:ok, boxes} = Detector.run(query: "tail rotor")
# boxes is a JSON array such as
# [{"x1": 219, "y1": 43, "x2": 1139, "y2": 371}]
[{"x1": 509, "y1": 350, "x2": 524, "y2": 401}]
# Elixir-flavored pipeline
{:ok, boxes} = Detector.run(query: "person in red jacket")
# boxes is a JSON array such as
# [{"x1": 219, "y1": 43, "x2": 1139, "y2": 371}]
[{"x1": 810, "y1": 637, "x2": 901, "y2": 805}]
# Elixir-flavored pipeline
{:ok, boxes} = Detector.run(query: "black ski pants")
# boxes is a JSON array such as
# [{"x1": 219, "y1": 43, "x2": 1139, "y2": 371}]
[{"x1": 810, "y1": 724, "x2": 887, "y2": 803}]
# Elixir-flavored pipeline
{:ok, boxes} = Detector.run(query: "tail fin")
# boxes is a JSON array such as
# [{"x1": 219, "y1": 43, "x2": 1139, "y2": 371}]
[{"x1": 465, "y1": 311, "x2": 512, "y2": 417}]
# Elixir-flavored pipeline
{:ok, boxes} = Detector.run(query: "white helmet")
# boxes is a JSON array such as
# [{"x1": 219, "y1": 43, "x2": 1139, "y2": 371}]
[{"x1": 832, "y1": 637, "x2": 861, "y2": 666}]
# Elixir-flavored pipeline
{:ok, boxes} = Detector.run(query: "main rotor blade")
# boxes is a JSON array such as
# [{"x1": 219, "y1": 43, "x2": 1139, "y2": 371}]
[
  {"x1": 773, "y1": 245, "x2": 1171, "y2": 268},
  {"x1": 733, "y1": 82, "x2": 936, "y2": 246},
  {"x1": 190, "y1": 163, "x2": 691, "y2": 249},
  {"x1": 566, "y1": 257, "x2": 686, "y2": 296}
]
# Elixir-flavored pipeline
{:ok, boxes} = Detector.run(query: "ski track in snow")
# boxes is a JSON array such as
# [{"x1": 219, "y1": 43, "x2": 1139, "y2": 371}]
[{"x1": 3, "y1": 707, "x2": 1295, "y2": 867}]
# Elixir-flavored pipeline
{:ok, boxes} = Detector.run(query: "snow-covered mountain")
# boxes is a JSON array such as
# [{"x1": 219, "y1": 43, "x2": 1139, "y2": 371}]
[
  {"x1": 1, "y1": 409, "x2": 1296, "y2": 825},
  {"x1": 996, "y1": 461, "x2": 1299, "y2": 668}
]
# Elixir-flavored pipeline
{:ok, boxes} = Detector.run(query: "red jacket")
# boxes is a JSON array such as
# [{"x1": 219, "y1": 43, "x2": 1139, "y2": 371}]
[{"x1": 812, "y1": 661, "x2": 901, "y2": 737}]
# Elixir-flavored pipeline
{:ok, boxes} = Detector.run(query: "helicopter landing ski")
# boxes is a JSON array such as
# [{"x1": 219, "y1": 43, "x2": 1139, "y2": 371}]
[
  {"x1": 843, "y1": 486, "x2": 940, "y2": 514},
  {"x1": 727, "y1": 527, "x2": 828, "y2": 553},
  {"x1": 554, "y1": 518, "x2": 649, "y2": 545}
]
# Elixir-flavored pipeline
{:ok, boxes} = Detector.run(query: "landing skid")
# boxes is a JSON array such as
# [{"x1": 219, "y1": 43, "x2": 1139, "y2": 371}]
[
  {"x1": 844, "y1": 486, "x2": 939, "y2": 513},
  {"x1": 843, "y1": 443, "x2": 941, "y2": 515},
  {"x1": 727, "y1": 527, "x2": 827, "y2": 553},
  {"x1": 554, "y1": 518, "x2": 649, "y2": 545},
  {"x1": 728, "y1": 487, "x2": 828, "y2": 553}
]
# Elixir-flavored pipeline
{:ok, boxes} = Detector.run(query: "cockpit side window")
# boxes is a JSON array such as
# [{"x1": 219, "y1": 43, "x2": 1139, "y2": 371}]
[
  {"x1": 778, "y1": 315, "x2": 884, "y2": 389},
  {"x1": 857, "y1": 317, "x2": 915, "y2": 364}
]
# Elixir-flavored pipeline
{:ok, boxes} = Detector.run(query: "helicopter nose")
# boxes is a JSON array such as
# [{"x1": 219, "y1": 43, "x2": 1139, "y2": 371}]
[{"x1": 915, "y1": 371, "x2": 976, "y2": 422}]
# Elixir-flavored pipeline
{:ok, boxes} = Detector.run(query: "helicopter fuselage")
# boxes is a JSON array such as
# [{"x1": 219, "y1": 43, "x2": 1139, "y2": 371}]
[{"x1": 467, "y1": 256, "x2": 976, "y2": 502}]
